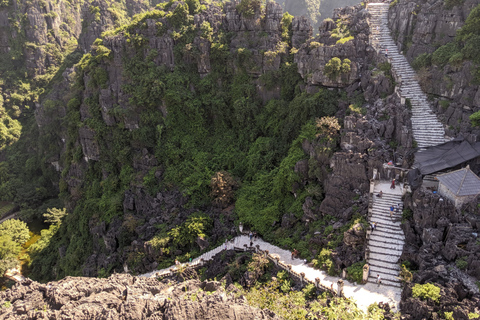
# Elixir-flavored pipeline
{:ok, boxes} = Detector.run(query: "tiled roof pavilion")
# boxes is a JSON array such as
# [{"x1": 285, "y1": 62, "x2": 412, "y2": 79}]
[{"x1": 436, "y1": 167, "x2": 480, "y2": 197}]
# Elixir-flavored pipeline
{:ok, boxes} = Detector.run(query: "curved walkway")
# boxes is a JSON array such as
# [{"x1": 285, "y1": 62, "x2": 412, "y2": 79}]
[
  {"x1": 140, "y1": 235, "x2": 401, "y2": 311},
  {"x1": 368, "y1": 3, "x2": 448, "y2": 149}
]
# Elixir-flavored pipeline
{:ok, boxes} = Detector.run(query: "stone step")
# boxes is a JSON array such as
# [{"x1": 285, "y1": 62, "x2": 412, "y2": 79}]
[
  {"x1": 367, "y1": 257, "x2": 401, "y2": 271},
  {"x1": 368, "y1": 245, "x2": 404, "y2": 257},
  {"x1": 367, "y1": 276, "x2": 402, "y2": 288},
  {"x1": 369, "y1": 265, "x2": 401, "y2": 278},
  {"x1": 368, "y1": 264, "x2": 401, "y2": 277},
  {"x1": 368, "y1": 242, "x2": 404, "y2": 252},
  {"x1": 369, "y1": 232, "x2": 405, "y2": 244}
]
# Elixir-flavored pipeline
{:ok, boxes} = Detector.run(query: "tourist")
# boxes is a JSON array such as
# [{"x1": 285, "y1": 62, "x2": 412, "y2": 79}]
[
  {"x1": 376, "y1": 274, "x2": 381, "y2": 286},
  {"x1": 390, "y1": 205, "x2": 394, "y2": 217},
  {"x1": 376, "y1": 190, "x2": 383, "y2": 198},
  {"x1": 254, "y1": 231, "x2": 258, "y2": 240},
  {"x1": 373, "y1": 222, "x2": 377, "y2": 231},
  {"x1": 385, "y1": 49, "x2": 388, "y2": 59},
  {"x1": 249, "y1": 231, "x2": 253, "y2": 241},
  {"x1": 175, "y1": 259, "x2": 180, "y2": 266},
  {"x1": 250, "y1": 241, "x2": 253, "y2": 247},
  {"x1": 291, "y1": 250, "x2": 295, "y2": 260},
  {"x1": 390, "y1": 179, "x2": 395, "y2": 189},
  {"x1": 396, "y1": 203, "x2": 401, "y2": 213}
]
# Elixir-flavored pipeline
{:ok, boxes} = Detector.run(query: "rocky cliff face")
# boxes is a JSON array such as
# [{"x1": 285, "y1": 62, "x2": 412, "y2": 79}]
[
  {"x1": 388, "y1": 0, "x2": 480, "y2": 142},
  {"x1": 26, "y1": 1, "x2": 419, "y2": 280},
  {"x1": 0, "y1": 274, "x2": 276, "y2": 319},
  {"x1": 399, "y1": 188, "x2": 480, "y2": 319}
]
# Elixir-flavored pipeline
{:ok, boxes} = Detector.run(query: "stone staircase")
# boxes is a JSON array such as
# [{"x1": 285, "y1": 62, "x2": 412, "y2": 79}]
[
  {"x1": 367, "y1": 3, "x2": 448, "y2": 149},
  {"x1": 367, "y1": 183, "x2": 405, "y2": 288}
]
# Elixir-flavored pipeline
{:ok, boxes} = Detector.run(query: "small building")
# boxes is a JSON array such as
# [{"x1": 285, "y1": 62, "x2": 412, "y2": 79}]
[{"x1": 436, "y1": 166, "x2": 480, "y2": 208}]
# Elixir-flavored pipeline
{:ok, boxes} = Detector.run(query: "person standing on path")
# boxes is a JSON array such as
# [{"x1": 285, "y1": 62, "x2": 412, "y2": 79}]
[
  {"x1": 376, "y1": 274, "x2": 381, "y2": 286},
  {"x1": 396, "y1": 203, "x2": 401, "y2": 213},
  {"x1": 390, "y1": 178, "x2": 395, "y2": 189},
  {"x1": 390, "y1": 205, "x2": 394, "y2": 218},
  {"x1": 249, "y1": 231, "x2": 253, "y2": 241}
]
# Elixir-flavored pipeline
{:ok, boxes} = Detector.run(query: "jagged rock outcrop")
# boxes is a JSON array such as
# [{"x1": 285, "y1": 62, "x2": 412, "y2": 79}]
[
  {"x1": 295, "y1": 6, "x2": 371, "y2": 88},
  {"x1": 388, "y1": 0, "x2": 480, "y2": 142},
  {"x1": 399, "y1": 188, "x2": 480, "y2": 319},
  {"x1": 0, "y1": 274, "x2": 277, "y2": 319}
]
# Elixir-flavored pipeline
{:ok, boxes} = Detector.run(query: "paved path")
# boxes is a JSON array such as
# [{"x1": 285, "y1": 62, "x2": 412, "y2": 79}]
[
  {"x1": 367, "y1": 181, "x2": 405, "y2": 294},
  {"x1": 368, "y1": 3, "x2": 448, "y2": 149},
  {"x1": 140, "y1": 235, "x2": 401, "y2": 311}
]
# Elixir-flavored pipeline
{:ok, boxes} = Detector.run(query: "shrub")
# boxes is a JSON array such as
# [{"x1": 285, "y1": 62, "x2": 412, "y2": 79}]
[
  {"x1": 444, "y1": 0, "x2": 464, "y2": 9},
  {"x1": 324, "y1": 57, "x2": 351, "y2": 80},
  {"x1": 470, "y1": 110, "x2": 480, "y2": 127},
  {"x1": 457, "y1": 4, "x2": 480, "y2": 42},
  {"x1": 412, "y1": 53, "x2": 432, "y2": 70},
  {"x1": 336, "y1": 36, "x2": 354, "y2": 44},
  {"x1": 440, "y1": 100, "x2": 450, "y2": 109},
  {"x1": 0, "y1": 219, "x2": 30, "y2": 244},
  {"x1": 43, "y1": 207, "x2": 67, "y2": 225},
  {"x1": 312, "y1": 248, "x2": 336, "y2": 275},
  {"x1": 456, "y1": 257, "x2": 468, "y2": 270},
  {"x1": 444, "y1": 311, "x2": 454, "y2": 320},
  {"x1": 412, "y1": 283, "x2": 441, "y2": 302},
  {"x1": 432, "y1": 42, "x2": 460, "y2": 67},
  {"x1": 400, "y1": 264, "x2": 413, "y2": 283},
  {"x1": 281, "y1": 12, "x2": 294, "y2": 44},
  {"x1": 346, "y1": 261, "x2": 364, "y2": 283},
  {"x1": 236, "y1": 0, "x2": 261, "y2": 18},
  {"x1": 168, "y1": 212, "x2": 212, "y2": 248}
]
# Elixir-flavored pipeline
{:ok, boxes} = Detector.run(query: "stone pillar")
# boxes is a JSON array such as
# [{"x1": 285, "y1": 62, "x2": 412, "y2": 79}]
[
  {"x1": 363, "y1": 264, "x2": 370, "y2": 284},
  {"x1": 337, "y1": 279, "x2": 344, "y2": 297}
]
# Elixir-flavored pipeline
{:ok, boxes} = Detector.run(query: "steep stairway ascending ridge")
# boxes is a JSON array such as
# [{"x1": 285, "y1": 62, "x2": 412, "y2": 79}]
[
  {"x1": 367, "y1": 183, "x2": 405, "y2": 288},
  {"x1": 367, "y1": 3, "x2": 448, "y2": 149}
]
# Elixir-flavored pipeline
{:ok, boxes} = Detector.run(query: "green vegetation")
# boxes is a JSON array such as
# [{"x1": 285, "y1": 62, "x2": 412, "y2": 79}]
[
  {"x1": 456, "y1": 256, "x2": 468, "y2": 270},
  {"x1": 412, "y1": 53, "x2": 431, "y2": 70},
  {"x1": 0, "y1": 219, "x2": 30, "y2": 276},
  {"x1": 324, "y1": 57, "x2": 352, "y2": 80},
  {"x1": 21, "y1": 0, "x2": 364, "y2": 280},
  {"x1": 236, "y1": 0, "x2": 262, "y2": 18},
  {"x1": 470, "y1": 110, "x2": 480, "y2": 127},
  {"x1": 429, "y1": 3, "x2": 480, "y2": 99},
  {"x1": 346, "y1": 261, "x2": 365, "y2": 284},
  {"x1": 216, "y1": 253, "x2": 389, "y2": 320},
  {"x1": 330, "y1": 19, "x2": 353, "y2": 44},
  {"x1": 444, "y1": 0, "x2": 465, "y2": 9},
  {"x1": 412, "y1": 283, "x2": 441, "y2": 303},
  {"x1": 281, "y1": 12, "x2": 294, "y2": 45}
]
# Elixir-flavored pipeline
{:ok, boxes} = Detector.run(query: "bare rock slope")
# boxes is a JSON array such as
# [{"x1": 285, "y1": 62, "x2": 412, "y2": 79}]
[{"x1": 0, "y1": 274, "x2": 276, "y2": 320}]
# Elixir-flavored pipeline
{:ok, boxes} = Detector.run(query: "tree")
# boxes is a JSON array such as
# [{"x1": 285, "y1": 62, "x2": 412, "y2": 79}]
[
  {"x1": 0, "y1": 234, "x2": 21, "y2": 260},
  {"x1": 210, "y1": 171, "x2": 238, "y2": 208},
  {"x1": 43, "y1": 207, "x2": 67, "y2": 225},
  {"x1": 0, "y1": 219, "x2": 30, "y2": 244}
]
